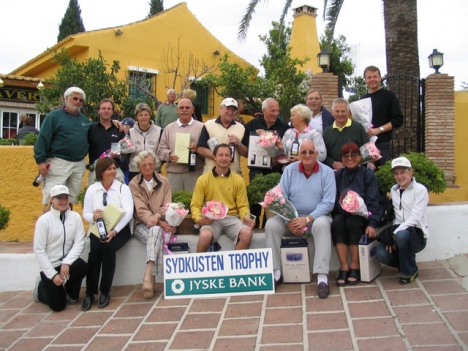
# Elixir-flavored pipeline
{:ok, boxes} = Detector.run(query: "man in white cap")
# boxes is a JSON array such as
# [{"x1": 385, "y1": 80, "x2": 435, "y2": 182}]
[
  {"x1": 33, "y1": 184, "x2": 88, "y2": 311},
  {"x1": 197, "y1": 98, "x2": 246, "y2": 175},
  {"x1": 34, "y1": 87, "x2": 91, "y2": 213},
  {"x1": 375, "y1": 156, "x2": 429, "y2": 285}
]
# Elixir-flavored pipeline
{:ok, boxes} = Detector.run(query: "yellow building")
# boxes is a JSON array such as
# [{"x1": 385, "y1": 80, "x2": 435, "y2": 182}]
[{"x1": 7, "y1": 2, "x2": 252, "y2": 125}]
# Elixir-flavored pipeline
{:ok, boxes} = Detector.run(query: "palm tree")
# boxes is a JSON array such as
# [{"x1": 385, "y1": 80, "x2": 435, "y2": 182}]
[{"x1": 238, "y1": 0, "x2": 420, "y2": 77}]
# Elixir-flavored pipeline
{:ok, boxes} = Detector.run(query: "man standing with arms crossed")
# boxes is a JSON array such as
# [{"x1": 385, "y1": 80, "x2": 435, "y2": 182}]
[
  {"x1": 361, "y1": 66, "x2": 404, "y2": 166},
  {"x1": 34, "y1": 87, "x2": 91, "y2": 213}
]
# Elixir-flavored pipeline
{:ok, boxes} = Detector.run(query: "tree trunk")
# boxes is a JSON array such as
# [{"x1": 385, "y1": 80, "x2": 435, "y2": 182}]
[{"x1": 383, "y1": 0, "x2": 420, "y2": 77}]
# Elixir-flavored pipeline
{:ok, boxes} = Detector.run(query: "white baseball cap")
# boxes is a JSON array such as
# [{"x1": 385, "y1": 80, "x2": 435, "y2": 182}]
[
  {"x1": 391, "y1": 157, "x2": 412, "y2": 170},
  {"x1": 220, "y1": 98, "x2": 238, "y2": 109},
  {"x1": 50, "y1": 185, "x2": 71, "y2": 198}
]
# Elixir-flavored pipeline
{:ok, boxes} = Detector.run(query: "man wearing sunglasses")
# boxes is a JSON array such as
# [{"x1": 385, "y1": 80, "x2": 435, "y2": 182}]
[
  {"x1": 157, "y1": 98, "x2": 204, "y2": 192},
  {"x1": 323, "y1": 98, "x2": 372, "y2": 171},
  {"x1": 265, "y1": 140, "x2": 336, "y2": 298},
  {"x1": 34, "y1": 87, "x2": 91, "y2": 213}
]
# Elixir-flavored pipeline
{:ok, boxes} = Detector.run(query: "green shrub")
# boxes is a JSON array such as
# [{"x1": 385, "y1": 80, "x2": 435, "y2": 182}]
[
  {"x1": 172, "y1": 190, "x2": 193, "y2": 212},
  {"x1": 77, "y1": 186, "x2": 88, "y2": 206},
  {"x1": 0, "y1": 204, "x2": 11, "y2": 231},
  {"x1": 247, "y1": 172, "x2": 282, "y2": 205},
  {"x1": 0, "y1": 139, "x2": 17, "y2": 145},
  {"x1": 376, "y1": 152, "x2": 447, "y2": 194},
  {"x1": 23, "y1": 133, "x2": 38, "y2": 145}
]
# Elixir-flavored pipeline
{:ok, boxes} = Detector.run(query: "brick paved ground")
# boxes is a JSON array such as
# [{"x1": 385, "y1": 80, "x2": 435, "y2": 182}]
[{"x1": 1, "y1": 259, "x2": 468, "y2": 351}]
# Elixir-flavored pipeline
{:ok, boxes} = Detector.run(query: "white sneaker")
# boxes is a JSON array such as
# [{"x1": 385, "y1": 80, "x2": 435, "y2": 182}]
[{"x1": 33, "y1": 276, "x2": 41, "y2": 302}]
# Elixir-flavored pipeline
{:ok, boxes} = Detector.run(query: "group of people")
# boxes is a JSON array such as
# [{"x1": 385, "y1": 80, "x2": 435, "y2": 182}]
[{"x1": 32, "y1": 65, "x2": 428, "y2": 311}]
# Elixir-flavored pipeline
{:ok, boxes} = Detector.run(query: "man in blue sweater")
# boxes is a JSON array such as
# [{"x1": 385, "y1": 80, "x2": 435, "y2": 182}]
[{"x1": 265, "y1": 140, "x2": 336, "y2": 298}]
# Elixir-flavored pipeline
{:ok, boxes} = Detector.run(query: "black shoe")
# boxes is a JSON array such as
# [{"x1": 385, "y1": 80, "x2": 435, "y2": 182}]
[
  {"x1": 81, "y1": 294, "x2": 94, "y2": 312},
  {"x1": 317, "y1": 282, "x2": 330, "y2": 299},
  {"x1": 98, "y1": 293, "x2": 110, "y2": 309},
  {"x1": 274, "y1": 276, "x2": 283, "y2": 290}
]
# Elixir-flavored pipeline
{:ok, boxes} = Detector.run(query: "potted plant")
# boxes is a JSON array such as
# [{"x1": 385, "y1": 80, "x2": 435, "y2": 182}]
[
  {"x1": 376, "y1": 152, "x2": 447, "y2": 194},
  {"x1": 247, "y1": 172, "x2": 282, "y2": 205}
]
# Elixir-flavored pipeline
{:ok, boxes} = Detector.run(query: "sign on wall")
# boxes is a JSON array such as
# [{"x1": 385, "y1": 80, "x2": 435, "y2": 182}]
[{"x1": 164, "y1": 249, "x2": 274, "y2": 299}]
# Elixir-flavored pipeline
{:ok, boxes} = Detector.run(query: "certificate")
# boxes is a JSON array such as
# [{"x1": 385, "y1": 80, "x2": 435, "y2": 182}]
[
  {"x1": 90, "y1": 204, "x2": 126, "y2": 238},
  {"x1": 174, "y1": 133, "x2": 191, "y2": 164},
  {"x1": 247, "y1": 135, "x2": 272, "y2": 168}
]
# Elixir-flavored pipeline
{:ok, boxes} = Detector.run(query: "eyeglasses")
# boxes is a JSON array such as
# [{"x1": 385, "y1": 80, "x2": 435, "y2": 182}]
[
  {"x1": 103, "y1": 193, "x2": 107, "y2": 207},
  {"x1": 178, "y1": 106, "x2": 192, "y2": 110},
  {"x1": 342, "y1": 153, "x2": 359, "y2": 159},
  {"x1": 300, "y1": 150, "x2": 317, "y2": 155},
  {"x1": 141, "y1": 163, "x2": 155, "y2": 168},
  {"x1": 72, "y1": 97, "x2": 84, "y2": 102}
]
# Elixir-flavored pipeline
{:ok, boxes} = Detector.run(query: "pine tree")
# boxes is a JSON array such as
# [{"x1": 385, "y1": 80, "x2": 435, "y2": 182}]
[
  {"x1": 147, "y1": 0, "x2": 164, "y2": 18},
  {"x1": 57, "y1": 0, "x2": 85, "y2": 42}
]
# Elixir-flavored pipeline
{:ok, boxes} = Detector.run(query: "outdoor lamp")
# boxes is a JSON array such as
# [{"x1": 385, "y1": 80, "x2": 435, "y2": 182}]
[
  {"x1": 428, "y1": 49, "x2": 444, "y2": 74},
  {"x1": 0, "y1": 78, "x2": 4, "y2": 87},
  {"x1": 37, "y1": 81, "x2": 44, "y2": 90},
  {"x1": 317, "y1": 49, "x2": 330, "y2": 73}
]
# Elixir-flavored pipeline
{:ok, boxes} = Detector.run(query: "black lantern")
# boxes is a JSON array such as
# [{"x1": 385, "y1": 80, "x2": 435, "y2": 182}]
[
  {"x1": 428, "y1": 49, "x2": 444, "y2": 74},
  {"x1": 317, "y1": 49, "x2": 330, "y2": 73}
]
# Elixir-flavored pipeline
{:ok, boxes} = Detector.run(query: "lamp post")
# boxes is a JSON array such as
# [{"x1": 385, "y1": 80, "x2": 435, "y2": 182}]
[
  {"x1": 317, "y1": 49, "x2": 330, "y2": 73},
  {"x1": 428, "y1": 49, "x2": 444, "y2": 74}
]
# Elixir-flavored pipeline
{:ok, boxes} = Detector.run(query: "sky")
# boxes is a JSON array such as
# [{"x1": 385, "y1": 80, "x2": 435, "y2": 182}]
[{"x1": 1, "y1": 0, "x2": 466, "y2": 90}]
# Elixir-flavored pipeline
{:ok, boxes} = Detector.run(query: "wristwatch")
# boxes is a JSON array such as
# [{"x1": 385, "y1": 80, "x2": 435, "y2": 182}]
[
  {"x1": 306, "y1": 216, "x2": 310, "y2": 224},
  {"x1": 379, "y1": 126, "x2": 385, "y2": 132}
]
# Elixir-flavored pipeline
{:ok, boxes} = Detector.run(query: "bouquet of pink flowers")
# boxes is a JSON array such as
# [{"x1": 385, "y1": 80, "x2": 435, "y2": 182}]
[
  {"x1": 257, "y1": 131, "x2": 278, "y2": 156},
  {"x1": 162, "y1": 202, "x2": 189, "y2": 254},
  {"x1": 339, "y1": 189, "x2": 370, "y2": 218},
  {"x1": 261, "y1": 185, "x2": 311, "y2": 238},
  {"x1": 202, "y1": 201, "x2": 228, "y2": 220},
  {"x1": 360, "y1": 142, "x2": 382, "y2": 164},
  {"x1": 119, "y1": 136, "x2": 135, "y2": 154}
]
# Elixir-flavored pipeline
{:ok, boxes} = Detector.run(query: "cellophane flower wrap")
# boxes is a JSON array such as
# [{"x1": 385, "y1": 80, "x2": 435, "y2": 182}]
[
  {"x1": 257, "y1": 131, "x2": 278, "y2": 157},
  {"x1": 202, "y1": 201, "x2": 228, "y2": 220},
  {"x1": 360, "y1": 142, "x2": 382, "y2": 164},
  {"x1": 162, "y1": 202, "x2": 189, "y2": 254},
  {"x1": 349, "y1": 98, "x2": 377, "y2": 142},
  {"x1": 119, "y1": 136, "x2": 135, "y2": 154},
  {"x1": 339, "y1": 189, "x2": 370, "y2": 218},
  {"x1": 261, "y1": 185, "x2": 311, "y2": 238}
]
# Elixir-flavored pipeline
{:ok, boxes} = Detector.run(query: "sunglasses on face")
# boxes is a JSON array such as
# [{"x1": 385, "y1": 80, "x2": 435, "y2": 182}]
[
  {"x1": 300, "y1": 150, "x2": 317, "y2": 155},
  {"x1": 342, "y1": 153, "x2": 359, "y2": 159},
  {"x1": 72, "y1": 97, "x2": 84, "y2": 102}
]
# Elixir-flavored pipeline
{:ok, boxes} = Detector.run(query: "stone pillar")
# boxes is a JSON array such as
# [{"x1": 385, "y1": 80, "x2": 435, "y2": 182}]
[
  {"x1": 424, "y1": 74, "x2": 455, "y2": 183},
  {"x1": 311, "y1": 73, "x2": 339, "y2": 110}
]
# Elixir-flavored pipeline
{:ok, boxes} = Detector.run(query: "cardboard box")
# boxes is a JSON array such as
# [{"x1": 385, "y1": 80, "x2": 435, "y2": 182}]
[
  {"x1": 280, "y1": 238, "x2": 311, "y2": 283},
  {"x1": 358, "y1": 235, "x2": 381, "y2": 282},
  {"x1": 168, "y1": 242, "x2": 190, "y2": 255}
]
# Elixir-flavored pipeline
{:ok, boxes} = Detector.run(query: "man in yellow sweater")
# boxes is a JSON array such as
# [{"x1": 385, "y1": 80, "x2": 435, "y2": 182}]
[{"x1": 190, "y1": 143, "x2": 255, "y2": 252}]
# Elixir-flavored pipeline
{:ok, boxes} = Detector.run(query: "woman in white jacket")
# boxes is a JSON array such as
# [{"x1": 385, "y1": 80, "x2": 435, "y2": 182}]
[
  {"x1": 33, "y1": 185, "x2": 88, "y2": 312},
  {"x1": 376, "y1": 157, "x2": 429, "y2": 285},
  {"x1": 82, "y1": 157, "x2": 134, "y2": 311}
]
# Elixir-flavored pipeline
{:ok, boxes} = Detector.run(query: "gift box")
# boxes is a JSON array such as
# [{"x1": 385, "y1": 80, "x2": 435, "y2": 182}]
[
  {"x1": 358, "y1": 234, "x2": 381, "y2": 282},
  {"x1": 280, "y1": 238, "x2": 311, "y2": 283},
  {"x1": 167, "y1": 242, "x2": 190, "y2": 255}
]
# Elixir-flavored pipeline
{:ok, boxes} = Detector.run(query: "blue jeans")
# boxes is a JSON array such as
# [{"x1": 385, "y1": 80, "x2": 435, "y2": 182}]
[{"x1": 375, "y1": 229, "x2": 426, "y2": 277}]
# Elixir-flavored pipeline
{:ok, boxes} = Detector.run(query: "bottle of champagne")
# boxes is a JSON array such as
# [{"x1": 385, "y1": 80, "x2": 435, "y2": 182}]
[
  {"x1": 96, "y1": 218, "x2": 108, "y2": 241},
  {"x1": 290, "y1": 132, "x2": 300, "y2": 157},
  {"x1": 32, "y1": 164, "x2": 50, "y2": 187},
  {"x1": 228, "y1": 142, "x2": 235, "y2": 163},
  {"x1": 188, "y1": 150, "x2": 197, "y2": 171}
]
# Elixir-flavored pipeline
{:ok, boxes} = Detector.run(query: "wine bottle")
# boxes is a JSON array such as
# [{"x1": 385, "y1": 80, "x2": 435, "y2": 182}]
[
  {"x1": 32, "y1": 164, "x2": 50, "y2": 187},
  {"x1": 229, "y1": 142, "x2": 235, "y2": 163},
  {"x1": 290, "y1": 132, "x2": 300, "y2": 157},
  {"x1": 96, "y1": 218, "x2": 108, "y2": 241},
  {"x1": 188, "y1": 150, "x2": 197, "y2": 171}
]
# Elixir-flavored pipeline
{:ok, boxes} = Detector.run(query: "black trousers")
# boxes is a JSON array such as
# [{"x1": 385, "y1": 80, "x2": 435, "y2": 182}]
[
  {"x1": 85, "y1": 225, "x2": 131, "y2": 295},
  {"x1": 38, "y1": 258, "x2": 88, "y2": 312},
  {"x1": 331, "y1": 213, "x2": 367, "y2": 246}
]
